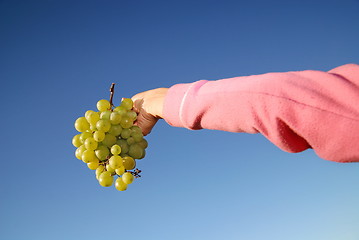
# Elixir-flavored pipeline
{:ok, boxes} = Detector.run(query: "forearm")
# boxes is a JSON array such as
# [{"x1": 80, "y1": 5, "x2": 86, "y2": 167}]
[{"x1": 163, "y1": 64, "x2": 359, "y2": 163}]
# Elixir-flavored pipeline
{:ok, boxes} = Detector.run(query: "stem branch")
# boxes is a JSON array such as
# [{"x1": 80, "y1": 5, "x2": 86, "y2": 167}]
[{"x1": 109, "y1": 83, "x2": 115, "y2": 108}]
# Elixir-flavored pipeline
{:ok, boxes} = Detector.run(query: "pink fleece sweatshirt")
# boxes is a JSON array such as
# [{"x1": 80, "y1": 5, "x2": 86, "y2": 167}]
[{"x1": 163, "y1": 64, "x2": 359, "y2": 163}]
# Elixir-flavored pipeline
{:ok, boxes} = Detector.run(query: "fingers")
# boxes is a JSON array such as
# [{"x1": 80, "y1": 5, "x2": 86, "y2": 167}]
[
  {"x1": 131, "y1": 94, "x2": 157, "y2": 136},
  {"x1": 135, "y1": 111, "x2": 158, "y2": 136},
  {"x1": 131, "y1": 88, "x2": 168, "y2": 135}
]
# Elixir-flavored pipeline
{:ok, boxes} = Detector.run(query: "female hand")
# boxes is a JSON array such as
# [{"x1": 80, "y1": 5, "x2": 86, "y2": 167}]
[{"x1": 131, "y1": 88, "x2": 168, "y2": 135}]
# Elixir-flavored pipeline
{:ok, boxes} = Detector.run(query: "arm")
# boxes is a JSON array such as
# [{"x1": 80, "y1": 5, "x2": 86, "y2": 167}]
[{"x1": 133, "y1": 64, "x2": 359, "y2": 163}]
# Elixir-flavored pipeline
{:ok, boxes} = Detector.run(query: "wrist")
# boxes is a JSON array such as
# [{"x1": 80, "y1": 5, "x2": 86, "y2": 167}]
[{"x1": 152, "y1": 88, "x2": 168, "y2": 119}]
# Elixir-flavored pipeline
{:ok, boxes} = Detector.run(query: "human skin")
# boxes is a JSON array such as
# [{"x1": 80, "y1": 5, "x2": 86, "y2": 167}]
[
  {"x1": 131, "y1": 64, "x2": 359, "y2": 162},
  {"x1": 131, "y1": 88, "x2": 168, "y2": 135}
]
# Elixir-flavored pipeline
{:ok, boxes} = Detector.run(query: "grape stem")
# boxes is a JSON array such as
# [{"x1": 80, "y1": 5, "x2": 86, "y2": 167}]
[{"x1": 109, "y1": 83, "x2": 115, "y2": 109}]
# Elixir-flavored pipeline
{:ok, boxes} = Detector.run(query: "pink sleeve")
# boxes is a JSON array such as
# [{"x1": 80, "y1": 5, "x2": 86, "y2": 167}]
[{"x1": 163, "y1": 64, "x2": 359, "y2": 163}]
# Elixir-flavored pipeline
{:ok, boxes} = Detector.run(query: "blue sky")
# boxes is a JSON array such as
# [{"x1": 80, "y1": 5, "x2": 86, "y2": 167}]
[{"x1": 1, "y1": 0, "x2": 359, "y2": 239}]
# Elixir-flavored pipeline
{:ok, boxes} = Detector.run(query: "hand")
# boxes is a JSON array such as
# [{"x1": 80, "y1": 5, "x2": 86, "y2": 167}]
[{"x1": 131, "y1": 88, "x2": 168, "y2": 135}]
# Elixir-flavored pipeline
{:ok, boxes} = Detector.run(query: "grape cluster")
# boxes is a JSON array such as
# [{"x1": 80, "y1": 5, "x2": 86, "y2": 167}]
[{"x1": 72, "y1": 98, "x2": 148, "y2": 191}]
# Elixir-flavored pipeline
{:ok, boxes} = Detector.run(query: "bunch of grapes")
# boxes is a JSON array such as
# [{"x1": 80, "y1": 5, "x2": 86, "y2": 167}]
[{"x1": 72, "y1": 86, "x2": 148, "y2": 191}]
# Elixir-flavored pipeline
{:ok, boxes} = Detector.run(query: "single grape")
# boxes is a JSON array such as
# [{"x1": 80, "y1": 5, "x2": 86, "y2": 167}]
[
  {"x1": 97, "y1": 99, "x2": 111, "y2": 112},
  {"x1": 86, "y1": 111, "x2": 100, "y2": 125},
  {"x1": 130, "y1": 126, "x2": 142, "y2": 134},
  {"x1": 75, "y1": 117, "x2": 90, "y2": 132},
  {"x1": 111, "y1": 144, "x2": 122, "y2": 155},
  {"x1": 79, "y1": 132, "x2": 92, "y2": 143},
  {"x1": 87, "y1": 161, "x2": 99, "y2": 170},
  {"x1": 109, "y1": 155, "x2": 123, "y2": 169},
  {"x1": 102, "y1": 133, "x2": 117, "y2": 148},
  {"x1": 85, "y1": 110, "x2": 95, "y2": 119},
  {"x1": 108, "y1": 124, "x2": 122, "y2": 136},
  {"x1": 95, "y1": 145, "x2": 110, "y2": 161},
  {"x1": 82, "y1": 149, "x2": 97, "y2": 163},
  {"x1": 137, "y1": 139, "x2": 148, "y2": 149},
  {"x1": 75, "y1": 145, "x2": 86, "y2": 160},
  {"x1": 132, "y1": 132, "x2": 144, "y2": 143},
  {"x1": 138, "y1": 149, "x2": 146, "y2": 159},
  {"x1": 120, "y1": 128, "x2": 132, "y2": 139},
  {"x1": 72, "y1": 134, "x2": 82, "y2": 147},
  {"x1": 84, "y1": 137, "x2": 98, "y2": 151},
  {"x1": 96, "y1": 165, "x2": 105, "y2": 179},
  {"x1": 96, "y1": 119, "x2": 111, "y2": 132},
  {"x1": 100, "y1": 110, "x2": 111, "y2": 120},
  {"x1": 126, "y1": 110, "x2": 137, "y2": 121},
  {"x1": 110, "y1": 111, "x2": 122, "y2": 125},
  {"x1": 114, "y1": 106, "x2": 127, "y2": 116},
  {"x1": 128, "y1": 144, "x2": 144, "y2": 159},
  {"x1": 120, "y1": 116, "x2": 133, "y2": 129},
  {"x1": 98, "y1": 171, "x2": 113, "y2": 187},
  {"x1": 126, "y1": 137, "x2": 135, "y2": 145},
  {"x1": 115, "y1": 165, "x2": 125, "y2": 175},
  {"x1": 116, "y1": 139, "x2": 129, "y2": 154},
  {"x1": 115, "y1": 177, "x2": 127, "y2": 191},
  {"x1": 121, "y1": 98, "x2": 133, "y2": 110},
  {"x1": 106, "y1": 164, "x2": 115, "y2": 173},
  {"x1": 93, "y1": 130, "x2": 105, "y2": 142},
  {"x1": 122, "y1": 156, "x2": 136, "y2": 170},
  {"x1": 122, "y1": 172, "x2": 134, "y2": 184}
]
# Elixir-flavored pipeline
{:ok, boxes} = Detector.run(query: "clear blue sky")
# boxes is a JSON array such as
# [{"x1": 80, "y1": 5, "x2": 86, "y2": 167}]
[{"x1": 1, "y1": 0, "x2": 359, "y2": 239}]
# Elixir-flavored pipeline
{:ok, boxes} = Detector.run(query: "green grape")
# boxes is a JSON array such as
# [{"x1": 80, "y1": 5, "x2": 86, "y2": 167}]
[
  {"x1": 100, "y1": 110, "x2": 111, "y2": 120},
  {"x1": 137, "y1": 139, "x2": 148, "y2": 149},
  {"x1": 98, "y1": 171, "x2": 113, "y2": 187},
  {"x1": 87, "y1": 160, "x2": 99, "y2": 170},
  {"x1": 138, "y1": 149, "x2": 145, "y2": 159},
  {"x1": 102, "y1": 133, "x2": 117, "y2": 148},
  {"x1": 108, "y1": 124, "x2": 122, "y2": 136},
  {"x1": 126, "y1": 137, "x2": 135, "y2": 145},
  {"x1": 75, "y1": 117, "x2": 90, "y2": 132},
  {"x1": 114, "y1": 106, "x2": 127, "y2": 116},
  {"x1": 82, "y1": 149, "x2": 97, "y2": 163},
  {"x1": 120, "y1": 128, "x2": 132, "y2": 139},
  {"x1": 121, "y1": 98, "x2": 133, "y2": 110},
  {"x1": 130, "y1": 126, "x2": 142, "y2": 134},
  {"x1": 111, "y1": 144, "x2": 122, "y2": 155},
  {"x1": 75, "y1": 145, "x2": 86, "y2": 160},
  {"x1": 96, "y1": 119, "x2": 111, "y2": 132},
  {"x1": 85, "y1": 110, "x2": 95, "y2": 119},
  {"x1": 126, "y1": 110, "x2": 137, "y2": 121},
  {"x1": 116, "y1": 139, "x2": 129, "y2": 154},
  {"x1": 115, "y1": 177, "x2": 127, "y2": 191},
  {"x1": 75, "y1": 97, "x2": 149, "y2": 190},
  {"x1": 72, "y1": 134, "x2": 82, "y2": 147},
  {"x1": 109, "y1": 155, "x2": 123, "y2": 169},
  {"x1": 86, "y1": 111, "x2": 100, "y2": 125},
  {"x1": 110, "y1": 111, "x2": 122, "y2": 125},
  {"x1": 93, "y1": 130, "x2": 105, "y2": 142},
  {"x1": 97, "y1": 99, "x2": 111, "y2": 112},
  {"x1": 132, "y1": 132, "x2": 144, "y2": 143},
  {"x1": 106, "y1": 164, "x2": 115, "y2": 173},
  {"x1": 115, "y1": 165, "x2": 125, "y2": 175},
  {"x1": 95, "y1": 145, "x2": 110, "y2": 161},
  {"x1": 128, "y1": 144, "x2": 144, "y2": 159},
  {"x1": 122, "y1": 172, "x2": 134, "y2": 184},
  {"x1": 79, "y1": 132, "x2": 92, "y2": 143},
  {"x1": 122, "y1": 156, "x2": 136, "y2": 170},
  {"x1": 95, "y1": 165, "x2": 105, "y2": 179},
  {"x1": 84, "y1": 137, "x2": 98, "y2": 151},
  {"x1": 120, "y1": 116, "x2": 133, "y2": 129}
]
